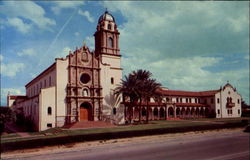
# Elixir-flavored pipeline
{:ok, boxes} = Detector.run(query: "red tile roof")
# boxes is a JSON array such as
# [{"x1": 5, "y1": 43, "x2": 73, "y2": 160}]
[
  {"x1": 122, "y1": 102, "x2": 165, "y2": 106},
  {"x1": 8, "y1": 95, "x2": 27, "y2": 99},
  {"x1": 158, "y1": 89, "x2": 220, "y2": 97}
]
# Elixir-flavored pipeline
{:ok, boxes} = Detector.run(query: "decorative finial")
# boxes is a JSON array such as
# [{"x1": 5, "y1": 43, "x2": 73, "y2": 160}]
[
  {"x1": 227, "y1": 80, "x2": 229, "y2": 84},
  {"x1": 83, "y1": 41, "x2": 86, "y2": 46},
  {"x1": 105, "y1": 8, "x2": 108, "y2": 13}
]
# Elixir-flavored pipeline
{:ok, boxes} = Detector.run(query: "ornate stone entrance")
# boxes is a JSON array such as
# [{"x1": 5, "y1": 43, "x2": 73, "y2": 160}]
[{"x1": 80, "y1": 102, "x2": 92, "y2": 121}]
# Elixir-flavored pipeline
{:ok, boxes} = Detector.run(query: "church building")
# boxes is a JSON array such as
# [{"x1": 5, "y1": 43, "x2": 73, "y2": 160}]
[
  {"x1": 7, "y1": 11, "x2": 242, "y2": 131},
  {"x1": 8, "y1": 11, "x2": 124, "y2": 131}
]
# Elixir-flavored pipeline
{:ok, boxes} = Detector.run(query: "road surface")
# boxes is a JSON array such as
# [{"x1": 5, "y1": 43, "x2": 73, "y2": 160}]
[{"x1": 2, "y1": 128, "x2": 250, "y2": 160}]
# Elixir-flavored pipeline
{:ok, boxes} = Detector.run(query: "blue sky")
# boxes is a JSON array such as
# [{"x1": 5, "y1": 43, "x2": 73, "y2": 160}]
[{"x1": 0, "y1": 1, "x2": 249, "y2": 105}]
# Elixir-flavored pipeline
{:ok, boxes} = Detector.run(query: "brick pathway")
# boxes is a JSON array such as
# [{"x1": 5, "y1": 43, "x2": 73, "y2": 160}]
[{"x1": 64, "y1": 121, "x2": 116, "y2": 130}]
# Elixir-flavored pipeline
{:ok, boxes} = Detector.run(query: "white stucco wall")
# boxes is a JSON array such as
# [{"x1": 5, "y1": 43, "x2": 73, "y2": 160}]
[
  {"x1": 100, "y1": 54, "x2": 124, "y2": 124},
  {"x1": 7, "y1": 97, "x2": 15, "y2": 107},
  {"x1": 55, "y1": 58, "x2": 68, "y2": 127},
  {"x1": 39, "y1": 86, "x2": 56, "y2": 131},
  {"x1": 215, "y1": 85, "x2": 241, "y2": 118},
  {"x1": 26, "y1": 65, "x2": 56, "y2": 98}
]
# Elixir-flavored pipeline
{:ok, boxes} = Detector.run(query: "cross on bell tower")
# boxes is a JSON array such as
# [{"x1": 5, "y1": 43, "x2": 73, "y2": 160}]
[{"x1": 94, "y1": 10, "x2": 120, "y2": 56}]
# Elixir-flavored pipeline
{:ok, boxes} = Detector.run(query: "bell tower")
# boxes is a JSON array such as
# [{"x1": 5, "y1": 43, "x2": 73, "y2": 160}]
[
  {"x1": 94, "y1": 10, "x2": 120, "y2": 56},
  {"x1": 95, "y1": 10, "x2": 124, "y2": 124}
]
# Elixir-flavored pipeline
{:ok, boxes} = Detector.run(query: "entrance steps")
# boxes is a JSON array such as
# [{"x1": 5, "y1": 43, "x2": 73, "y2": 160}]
[{"x1": 63, "y1": 121, "x2": 115, "y2": 129}]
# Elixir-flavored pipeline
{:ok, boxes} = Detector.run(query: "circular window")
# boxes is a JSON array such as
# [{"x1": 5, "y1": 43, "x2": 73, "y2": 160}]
[{"x1": 80, "y1": 73, "x2": 90, "y2": 84}]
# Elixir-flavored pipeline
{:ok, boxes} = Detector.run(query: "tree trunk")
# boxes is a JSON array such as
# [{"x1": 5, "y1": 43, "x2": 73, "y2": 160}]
[
  {"x1": 139, "y1": 98, "x2": 142, "y2": 123},
  {"x1": 146, "y1": 98, "x2": 149, "y2": 123},
  {"x1": 123, "y1": 95, "x2": 126, "y2": 123}
]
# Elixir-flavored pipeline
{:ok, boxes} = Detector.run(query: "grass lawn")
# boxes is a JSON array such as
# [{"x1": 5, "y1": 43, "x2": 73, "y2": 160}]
[
  {"x1": 1, "y1": 118, "x2": 248, "y2": 144},
  {"x1": 187, "y1": 117, "x2": 249, "y2": 122},
  {"x1": 1, "y1": 133, "x2": 20, "y2": 139}
]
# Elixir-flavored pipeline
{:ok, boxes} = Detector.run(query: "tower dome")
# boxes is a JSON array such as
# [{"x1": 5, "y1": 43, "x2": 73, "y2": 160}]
[
  {"x1": 98, "y1": 10, "x2": 115, "y2": 23},
  {"x1": 94, "y1": 10, "x2": 120, "y2": 56}
]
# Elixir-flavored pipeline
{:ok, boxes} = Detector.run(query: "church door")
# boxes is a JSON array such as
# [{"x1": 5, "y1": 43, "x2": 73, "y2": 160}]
[{"x1": 80, "y1": 102, "x2": 92, "y2": 121}]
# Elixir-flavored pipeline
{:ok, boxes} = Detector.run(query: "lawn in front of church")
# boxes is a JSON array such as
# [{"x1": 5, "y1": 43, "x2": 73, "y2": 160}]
[{"x1": 1, "y1": 117, "x2": 247, "y2": 144}]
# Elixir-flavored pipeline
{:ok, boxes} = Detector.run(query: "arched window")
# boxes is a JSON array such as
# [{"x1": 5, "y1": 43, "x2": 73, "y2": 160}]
[
  {"x1": 113, "y1": 108, "x2": 117, "y2": 115},
  {"x1": 48, "y1": 107, "x2": 52, "y2": 115},
  {"x1": 108, "y1": 37, "x2": 113, "y2": 48},
  {"x1": 111, "y1": 77, "x2": 114, "y2": 84},
  {"x1": 83, "y1": 89, "x2": 88, "y2": 97},
  {"x1": 108, "y1": 24, "x2": 112, "y2": 30}
]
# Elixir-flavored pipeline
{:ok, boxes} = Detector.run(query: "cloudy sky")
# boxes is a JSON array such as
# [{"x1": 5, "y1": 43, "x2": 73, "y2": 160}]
[{"x1": 0, "y1": 1, "x2": 249, "y2": 105}]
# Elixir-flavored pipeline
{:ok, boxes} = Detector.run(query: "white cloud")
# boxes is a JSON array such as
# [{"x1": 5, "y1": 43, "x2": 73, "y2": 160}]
[
  {"x1": 51, "y1": 1, "x2": 84, "y2": 14},
  {"x1": 7, "y1": 17, "x2": 32, "y2": 34},
  {"x1": 0, "y1": 55, "x2": 3, "y2": 61},
  {"x1": 102, "y1": 1, "x2": 249, "y2": 103},
  {"x1": 1, "y1": 62, "x2": 25, "y2": 78},
  {"x1": 17, "y1": 48, "x2": 35, "y2": 57},
  {"x1": 74, "y1": 32, "x2": 80, "y2": 36},
  {"x1": 84, "y1": 36, "x2": 94, "y2": 50},
  {"x1": 1, "y1": 87, "x2": 25, "y2": 106},
  {"x1": 56, "y1": 47, "x2": 72, "y2": 58},
  {"x1": 78, "y1": 10, "x2": 94, "y2": 23},
  {"x1": 244, "y1": 54, "x2": 249, "y2": 60},
  {"x1": 1, "y1": 88, "x2": 24, "y2": 96},
  {"x1": 0, "y1": 1, "x2": 56, "y2": 32},
  {"x1": 102, "y1": 1, "x2": 249, "y2": 58}
]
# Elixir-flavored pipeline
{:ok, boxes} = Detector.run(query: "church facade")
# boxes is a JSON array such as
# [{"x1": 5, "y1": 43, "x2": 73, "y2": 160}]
[
  {"x1": 8, "y1": 11, "x2": 124, "y2": 131},
  {"x1": 7, "y1": 11, "x2": 242, "y2": 131}
]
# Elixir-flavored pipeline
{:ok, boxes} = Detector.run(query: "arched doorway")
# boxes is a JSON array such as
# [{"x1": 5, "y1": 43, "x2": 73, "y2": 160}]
[
  {"x1": 80, "y1": 102, "x2": 92, "y2": 121},
  {"x1": 134, "y1": 107, "x2": 140, "y2": 120},
  {"x1": 205, "y1": 108, "x2": 209, "y2": 117},
  {"x1": 186, "y1": 108, "x2": 190, "y2": 117},
  {"x1": 153, "y1": 108, "x2": 158, "y2": 120},
  {"x1": 200, "y1": 108, "x2": 204, "y2": 117},
  {"x1": 168, "y1": 107, "x2": 174, "y2": 118},
  {"x1": 160, "y1": 107, "x2": 165, "y2": 119},
  {"x1": 176, "y1": 108, "x2": 180, "y2": 117},
  {"x1": 148, "y1": 108, "x2": 153, "y2": 120},
  {"x1": 191, "y1": 108, "x2": 195, "y2": 117},
  {"x1": 142, "y1": 107, "x2": 147, "y2": 120},
  {"x1": 196, "y1": 108, "x2": 200, "y2": 117},
  {"x1": 181, "y1": 108, "x2": 185, "y2": 118}
]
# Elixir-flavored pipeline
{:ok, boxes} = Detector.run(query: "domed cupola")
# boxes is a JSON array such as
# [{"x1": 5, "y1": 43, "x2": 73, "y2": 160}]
[
  {"x1": 98, "y1": 10, "x2": 115, "y2": 23},
  {"x1": 94, "y1": 10, "x2": 120, "y2": 56},
  {"x1": 96, "y1": 10, "x2": 118, "y2": 32}
]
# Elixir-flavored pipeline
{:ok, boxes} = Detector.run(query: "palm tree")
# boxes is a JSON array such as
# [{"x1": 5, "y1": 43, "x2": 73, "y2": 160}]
[
  {"x1": 115, "y1": 74, "x2": 139, "y2": 123},
  {"x1": 115, "y1": 69, "x2": 162, "y2": 124},
  {"x1": 132, "y1": 69, "x2": 152, "y2": 122},
  {"x1": 143, "y1": 78, "x2": 162, "y2": 123}
]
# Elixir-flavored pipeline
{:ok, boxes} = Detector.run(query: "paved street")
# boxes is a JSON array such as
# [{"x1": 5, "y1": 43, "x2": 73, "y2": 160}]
[{"x1": 2, "y1": 128, "x2": 249, "y2": 160}]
